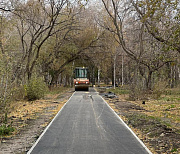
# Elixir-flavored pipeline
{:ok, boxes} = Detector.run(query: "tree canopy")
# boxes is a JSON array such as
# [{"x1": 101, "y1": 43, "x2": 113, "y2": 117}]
[{"x1": 0, "y1": 0, "x2": 179, "y2": 102}]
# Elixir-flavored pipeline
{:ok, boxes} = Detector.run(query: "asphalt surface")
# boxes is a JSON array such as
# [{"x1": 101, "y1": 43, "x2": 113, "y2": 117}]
[{"x1": 28, "y1": 88, "x2": 151, "y2": 154}]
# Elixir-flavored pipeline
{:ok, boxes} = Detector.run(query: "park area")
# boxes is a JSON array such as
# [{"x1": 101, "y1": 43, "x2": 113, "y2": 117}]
[{"x1": 0, "y1": 0, "x2": 180, "y2": 153}]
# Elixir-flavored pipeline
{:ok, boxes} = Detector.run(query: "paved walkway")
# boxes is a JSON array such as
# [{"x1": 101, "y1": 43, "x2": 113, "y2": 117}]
[{"x1": 28, "y1": 89, "x2": 152, "y2": 154}]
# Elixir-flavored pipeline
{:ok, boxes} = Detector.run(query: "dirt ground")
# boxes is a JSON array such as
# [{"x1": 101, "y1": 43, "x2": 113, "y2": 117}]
[
  {"x1": 105, "y1": 96, "x2": 180, "y2": 154},
  {"x1": 0, "y1": 89, "x2": 73, "y2": 154}
]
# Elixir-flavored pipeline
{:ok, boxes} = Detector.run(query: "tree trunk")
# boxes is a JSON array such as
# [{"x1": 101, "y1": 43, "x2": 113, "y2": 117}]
[
  {"x1": 27, "y1": 71, "x2": 32, "y2": 81},
  {"x1": 111, "y1": 63, "x2": 114, "y2": 87},
  {"x1": 50, "y1": 72, "x2": 59, "y2": 87},
  {"x1": 92, "y1": 67, "x2": 95, "y2": 86},
  {"x1": 121, "y1": 53, "x2": 124, "y2": 86},
  {"x1": 146, "y1": 70, "x2": 153, "y2": 90},
  {"x1": 113, "y1": 54, "x2": 116, "y2": 89},
  {"x1": 98, "y1": 68, "x2": 100, "y2": 87}
]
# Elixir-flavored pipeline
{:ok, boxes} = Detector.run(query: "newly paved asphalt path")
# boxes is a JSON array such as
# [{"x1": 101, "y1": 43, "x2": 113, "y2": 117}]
[{"x1": 28, "y1": 88, "x2": 152, "y2": 154}]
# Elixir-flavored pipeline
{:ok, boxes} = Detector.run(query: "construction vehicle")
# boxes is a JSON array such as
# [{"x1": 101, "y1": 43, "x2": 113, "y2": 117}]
[{"x1": 74, "y1": 67, "x2": 89, "y2": 91}]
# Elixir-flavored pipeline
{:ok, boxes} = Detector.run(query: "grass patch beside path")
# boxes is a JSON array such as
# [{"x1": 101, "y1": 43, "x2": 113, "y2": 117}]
[
  {"x1": 125, "y1": 112, "x2": 180, "y2": 153},
  {"x1": 131, "y1": 96, "x2": 180, "y2": 130},
  {"x1": 47, "y1": 86, "x2": 70, "y2": 95},
  {"x1": 1, "y1": 87, "x2": 71, "y2": 137},
  {"x1": 0, "y1": 124, "x2": 14, "y2": 136},
  {"x1": 101, "y1": 86, "x2": 180, "y2": 130},
  {"x1": 105, "y1": 86, "x2": 130, "y2": 95},
  {"x1": 97, "y1": 86, "x2": 180, "y2": 153},
  {"x1": 0, "y1": 87, "x2": 73, "y2": 153}
]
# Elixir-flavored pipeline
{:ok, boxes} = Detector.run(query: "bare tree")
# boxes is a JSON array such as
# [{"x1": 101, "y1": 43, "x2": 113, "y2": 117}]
[
  {"x1": 100, "y1": 0, "x2": 173, "y2": 90},
  {"x1": 131, "y1": 0, "x2": 180, "y2": 54},
  {"x1": 0, "y1": 0, "x2": 78, "y2": 81},
  {"x1": 38, "y1": 4, "x2": 105, "y2": 86}
]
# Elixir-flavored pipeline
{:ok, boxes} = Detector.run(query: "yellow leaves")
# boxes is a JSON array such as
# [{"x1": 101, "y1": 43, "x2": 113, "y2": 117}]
[
  {"x1": 8, "y1": 95, "x2": 66, "y2": 126},
  {"x1": 138, "y1": 0, "x2": 166, "y2": 21},
  {"x1": 132, "y1": 99, "x2": 180, "y2": 129},
  {"x1": 138, "y1": 1, "x2": 146, "y2": 7},
  {"x1": 115, "y1": 88, "x2": 180, "y2": 130}
]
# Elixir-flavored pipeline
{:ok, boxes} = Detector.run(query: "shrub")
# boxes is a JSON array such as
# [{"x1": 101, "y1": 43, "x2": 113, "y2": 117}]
[
  {"x1": 0, "y1": 113, "x2": 14, "y2": 136},
  {"x1": 0, "y1": 124, "x2": 14, "y2": 136},
  {"x1": 152, "y1": 81, "x2": 167, "y2": 99},
  {"x1": 25, "y1": 77, "x2": 48, "y2": 101},
  {"x1": 11, "y1": 86, "x2": 26, "y2": 101}
]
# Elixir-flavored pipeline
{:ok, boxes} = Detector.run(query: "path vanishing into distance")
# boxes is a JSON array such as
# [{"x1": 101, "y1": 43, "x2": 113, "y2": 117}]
[{"x1": 28, "y1": 88, "x2": 152, "y2": 154}]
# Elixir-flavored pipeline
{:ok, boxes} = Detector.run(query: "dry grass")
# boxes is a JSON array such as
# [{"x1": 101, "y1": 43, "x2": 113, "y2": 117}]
[
  {"x1": 111, "y1": 86, "x2": 180, "y2": 130},
  {"x1": 129, "y1": 98, "x2": 180, "y2": 130},
  {"x1": 106, "y1": 91, "x2": 180, "y2": 153},
  {"x1": 7, "y1": 92, "x2": 68, "y2": 134}
]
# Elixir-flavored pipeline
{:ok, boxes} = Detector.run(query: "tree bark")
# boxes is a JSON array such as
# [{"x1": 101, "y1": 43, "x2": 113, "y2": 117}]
[{"x1": 146, "y1": 70, "x2": 153, "y2": 90}]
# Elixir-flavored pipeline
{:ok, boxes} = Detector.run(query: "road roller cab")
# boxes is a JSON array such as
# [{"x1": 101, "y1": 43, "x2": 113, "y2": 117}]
[{"x1": 74, "y1": 67, "x2": 89, "y2": 91}]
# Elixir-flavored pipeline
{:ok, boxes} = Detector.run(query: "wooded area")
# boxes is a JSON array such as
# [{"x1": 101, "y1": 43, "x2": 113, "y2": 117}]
[{"x1": 0, "y1": 0, "x2": 180, "y2": 124}]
